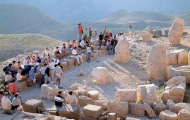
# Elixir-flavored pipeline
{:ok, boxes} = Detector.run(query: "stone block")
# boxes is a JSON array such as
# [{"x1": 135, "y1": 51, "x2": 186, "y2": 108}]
[
  {"x1": 94, "y1": 100, "x2": 107, "y2": 110},
  {"x1": 169, "y1": 103, "x2": 190, "y2": 114},
  {"x1": 114, "y1": 89, "x2": 137, "y2": 103},
  {"x1": 161, "y1": 90, "x2": 184, "y2": 103},
  {"x1": 107, "y1": 113, "x2": 117, "y2": 120},
  {"x1": 129, "y1": 103, "x2": 145, "y2": 117},
  {"x1": 70, "y1": 83, "x2": 79, "y2": 91},
  {"x1": 167, "y1": 52, "x2": 178, "y2": 65},
  {"x1": 178, "y1": 51, "x2": 188, "y2": 65},
  {"x1": 144, "y1": 102, "x2": 156, "y2": 118},
  {"x1": 178, "y1": 109, "x2": 190, "y2": 120},
  {"x1": 107, "y1": 101, "x2": 129, "y2": 116},
  {"x1": 23, "y1": 99, "x2": 44, "y2": 113},
  {"x1": 78, "y1": 96, "x2": 94, "y2": 106},
  {"x1": 83, "y1": 104, "x2": 102, "y2": 119},
  {"x1": 159, "y1": 110, "x2": 178, "y2": 120},
  {"x1": 77, "y1": 89, "x2": 88, "y2": 96},
  {"x1": 166, "y1": 76, "x2": 186, "y2": 90},
  {"x1": 169, "y1": 83, "x2": 186, "y2": 96},
  {"x1": 88, "y1": 90, "x2": 99, "y2": 100},
  {"x1": 153, "y1": 102, "x2": 167, "y2": 115}
]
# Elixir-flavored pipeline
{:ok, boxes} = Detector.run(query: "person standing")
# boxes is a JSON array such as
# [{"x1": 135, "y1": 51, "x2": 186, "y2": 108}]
[
  {"x1": 54, "y1": 63, "x2": 62, "y2": 85},
  {"x1": 103, "y1": 26, "x2": 107, "y2": 35},
  {"x1": 88, "y1": 27, "x2": 92, "y2": 39},
  {"x1": 39, "y1": 63, "x2": 47, "y2": 88},
  {"x1": 44, "y1": 67, "x2": 51, "y2": 84},
  {"x1": 49, "y1": 59, "x2": 55, "y2": 83},
  {"x1": 83, "y1": 28, "x2": 88, "y2": 39},
  {"x1": 78, "y1": 23, "x2": 83, "y2": 42},
  {"x1": 98, "y1": 32, "x2": 104, "y2": 50},
  {"x1": 86, "y1": 44, "x2": 91, "y2": 63},
  {"x1": 128, "y1": 25, "x2": 133, "y2": 38},
  {"x1": 93, "y1": 29, "x2": 98, "y2": 45},
  {"x1": 29, "y1": 67, "x2": 37, "y2": 87}
]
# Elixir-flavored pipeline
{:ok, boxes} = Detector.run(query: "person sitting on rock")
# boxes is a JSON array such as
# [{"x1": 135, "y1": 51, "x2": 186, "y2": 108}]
[
  {"x1": 29, "y1": 67, "x2": 37, "y2": 87},
  {"x1": 11, "y1": 93, "x2": 23, "y2": 111},
  {"x1": 54, "y1": 47, "x2": 61, "y2": 59},
  {"x1": 54, "y1": 63, "x2": 62, "y2": 85},
  {"x1": 72, "y1": 40, "x2": 78, "y2": 48},
  {"x1": 66, "y1": 91, "x2": 78, "y2": 105},
  {"x1": 61, "y1": 43, "x2": 67, "y2": 57},
  {"x1": 16, "y1": 69, "x2": 27, "y2": 82},
  {"x1": 0, "y1": 90, "x2": 4, "y2": 108},
  {"x1": 72, "y1": 47, "x2": 84, "y2": 65},
  {"x1": 16, "y1": 61, "x2": 22, "y2": 70},
  {"x1": 1, "y1": 92, "x2": 12, "y2": 114},
  {"x1": 44, "y1": 47, "x2": 49, "y2": 58},
  {"x1": 36, "y1": 53, "x2": 41, "y2": 63},
  {"x1": 54, "y1": 91, "x2": 64, "y2": 107},
  {"x1": 79, "y1": 39, "x2": 86, "y2": 49},
  {"x1": 5, "y1": 71, "x2": 13, "y2": 83}
]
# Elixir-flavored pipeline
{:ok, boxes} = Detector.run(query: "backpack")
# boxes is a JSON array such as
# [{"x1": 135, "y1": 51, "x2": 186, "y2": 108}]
[{"x1": 3, "y1": 66, "x2": 8, "y2": 72}]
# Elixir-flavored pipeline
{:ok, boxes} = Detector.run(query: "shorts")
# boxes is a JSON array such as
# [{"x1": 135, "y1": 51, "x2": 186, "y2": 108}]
[{"x1": 11, "y1": 105, "x2": 19, "y2": 110}]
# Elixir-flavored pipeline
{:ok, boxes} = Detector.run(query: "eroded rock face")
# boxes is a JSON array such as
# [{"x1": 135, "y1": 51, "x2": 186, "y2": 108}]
[
  {"x1": 91, "y1": 67, "x2": 110, "y2": 85},
  {"x1": 115, "y1": 39, "x2": 130, "y2": 63},
  {"x1": 168, "y1": 18, "x2": 185, "y2": 46},
  {"x1": 140, "y1": 31, "x2": 152, "y2": 41},
  {"x1": 147, "y1": 43, "x2": 167, "y2": 81}
]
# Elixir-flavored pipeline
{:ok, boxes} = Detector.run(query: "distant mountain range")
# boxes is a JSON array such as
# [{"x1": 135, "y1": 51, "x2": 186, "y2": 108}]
[{"x1": 0, "y1": 4, "x2": 190, "y2": 41}]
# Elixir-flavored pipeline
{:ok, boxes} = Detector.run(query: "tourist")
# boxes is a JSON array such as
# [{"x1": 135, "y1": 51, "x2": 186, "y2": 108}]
[
  {"x1": 86, "y1": 44, "x2": 91, "y2": 63},
  {"x1": 72, "y1": 40, "x2": 78, "y2": 48},
  {"x1": 30, "y1": 55, "x2": 36, "y2": 63},
  {"x1": 44, "y1": 67, "x2": 51, "y2": 84},
  {"x1": 54, "y1": 91, "x2": 64, "y2": 107},
  {"x1": 39, "y1": 63, "x2": 47, "y2": 87},
  {"x1": 54, "y1": 57, "x2": 60, "y2": 65},
  {"x1": 128, "y1": 25, "x2": 133, "y2": 38},
  {"x1": 118, "y1": 32, "x2": 124, "y2": 40},
  {"x1": 106, "y1": 40, "x2": 113, "y2": 55},
  {"x1": 36, "y1": 53, "x2": 41, "y2": 63},
  {"x1": 49, "y1": 59, "x2": 55, "y2": 82},
  {"x1": 5, "y1": 63, "x2": 12, "y2": 75},
  {"x1": 16, "y1": 69, "x2": 26, "y2": 81},
  {"x1": 44, "y1": 47, "x2": 49, "y2": 58},
  {"x1": 54, "y1": 47, "x2": 61, "y2": 59},
  {"x1": 108, "y1": 31, "x2": 112, "y2": 38},
  {"x1": 93, "y1": 29, "x2": 98, "y2": 45},
  {"x1": 61, "y1": 43, "x2": 67, "y2": 57},
  {"x1": 89, "y1": 27, "x2": 92, "y2": 39},
  {"x1": 72, "y1": 47, "x2": 84, "y2": 65},
  {"x1": 1, "y1": 92, "x2": 12, "y2": 114},
  {"x1": 54, "y1": 63, "x2": 62, "y2": 85},
  {"x1": 103, "y1": 26, "x2": 107, "y2": 35},
  {"x1": 79, "y1": 39, "x2": 86, "y2": 49},
  {"x1": 104, "y1": 32, "x2": 109, "y2": 46},
  {"x1": 16, "y1": 61, "x2": 22, "y2": 70},
  {"x1": 0, "y1": 82, "x2": 9, "y2": 94},
  {"x1": 23, "y1": 56, "x2": 30, "y2": 72},
  {"x1": 66, "y1": 91, "x2": 78, "y2": 105},
  {"x1": 11, "y1": 93, "x2": 23, "y2": 111},
  {"x1": 98, "y1": 32, "x2": 104, "y2": 50},
  {"x1": 29, "y1": 67, "x2": 37, "y2": 87},
  {"x1": 35, "y1": 63, "x2": 42, "y2": 83},
  {"x1": 0, "y1": 90, "x2": 4, "y2": 107},
  {"x1": 78, "y1": 23, "x2": 83, "y2": 42},
  {"x1": 11, "y1": 61, "x2": 17, "y2": 70},
  {"x1": 83, "y1": 28, "x2": 88, "y2": 39},
  {"x1": 5, "y1": 71, "x2": 13, "y2": 83},
  {"x1": 111, "y1": 35, "x2": 118, "y2": 54}
]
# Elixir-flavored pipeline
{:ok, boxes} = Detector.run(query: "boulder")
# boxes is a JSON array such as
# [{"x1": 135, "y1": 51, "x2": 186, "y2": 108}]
[
  {"x1": 94, "y1": 100, "x2": 107, "y2": 110},
  {"x1": 147, "y1": 44, "x2": 167, "y2": 81},
  {"x1": 153, "y1": 102, "x2": 167, "y2": 115},
  {"x1": 165, "y1": 76, "x2": 186, "y2": 90},
  {"x1": 178, "y1": 51, "x2": 188, "y2": 65},
  {"x1": 40, "y1": 84, "x2": 49, "y2": 99},
  {"x1": 144, "y1": 102, "x2": 156, "y2": 118},
  {"x1": 167, "y1": 52, "x2": 178, "y2": 65},
  {"x1": 169, "y1": 82, "x2": 186, "y2": 96},
  {"x1": 88, "y1": 90, "x2": 99, "y2": 100},
  {"x1": 159, "y1": 110, "x2": 178, "y2": 120},
  {"x1": 145, "y1": 26, "x2": 153, "y2": 35},
  {"x1": 178, "y1": 109, "x2": 190, "y2": 120},
  {"x1": 107, "y1": 113, "x2": 117, "y2": 120},
  {"x1": 78, "y1": 96, "x2": 94, "y2": 106},
  {"x1": 107, "y1": 101, "x2": 129, "y2": 116},
  {"x1": 114, "y1": 89, "x2": 137, "y2": 102},
  {"x1": 129, "y1": 103, "x2": 145, "y2": 117},
  {"x1": 161, "y1": 90, "x2": 184, "y2": 103},
  {"x1": 125, "y1": 117, "x2": 141, "y2": 120},
  {"x1": 91, "y1": 67, "x2": 110, "y2": 85},
  {"x1": 169, "y1": 103, "x2": 190, "y2": 113},
  {"x1": 140, "y1": 31, "x2": 152, "y2": 41},
  {"x1": 83, "y1": 105, "x2": 102, "y2": 119},
  {"x1": 137, "y1": 84, "x2": 157, "y2": 102},
  {"x1": 115, "y1": 39, "x2": 130, "y2": 63},
  {"x1": 168, "y1": 18, "x2": 185, "y2": 46}
]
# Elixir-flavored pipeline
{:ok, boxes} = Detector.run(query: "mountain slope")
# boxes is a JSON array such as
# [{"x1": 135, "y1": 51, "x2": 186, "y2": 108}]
[
  {"x1": 0, "y1": 4, "x2": 73, "y2": 41},
  {"x1": 0, "y1": 34, "x2": 62, "y2": 62}
]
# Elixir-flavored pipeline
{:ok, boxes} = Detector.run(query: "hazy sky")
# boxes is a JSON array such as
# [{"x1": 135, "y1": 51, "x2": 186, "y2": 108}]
[{"x1": 0, "y1": 0, "x2": 189, "y2": 22}]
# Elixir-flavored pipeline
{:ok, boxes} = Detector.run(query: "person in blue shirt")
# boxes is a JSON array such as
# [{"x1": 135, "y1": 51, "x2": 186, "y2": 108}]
[{"x1": 29, "y1": 67, "x2": 37, "y2": 87}]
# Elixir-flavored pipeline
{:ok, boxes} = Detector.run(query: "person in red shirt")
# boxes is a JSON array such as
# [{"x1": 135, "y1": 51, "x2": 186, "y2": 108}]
[
  {"x1": 78, "y1": 23, "x2": 83, "y2": 42},
  {"x1": 9, "y1": 79, "x2": 17, "y2": 94}
]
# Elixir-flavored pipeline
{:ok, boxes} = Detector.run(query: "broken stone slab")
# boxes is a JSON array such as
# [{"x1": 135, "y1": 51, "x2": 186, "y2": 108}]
[
  {"x1": 169, "y1": 82, "x2": 186, "y2": 96},
  {"x1": 129, "y1": 103, "x2": 145, "y2": 117},
  {"x1": 159, "y1": 110, "x2": 178, "y2": 120},
  {"x1": 165, "y1": 76, "x2": 186, "y2": 90},
  {"x1": 114, "y1": 89, "x2": 137, "y2": 103},
  {"x1": 83, "y1": 104, "x2": 102, "y2": 119},
  {"x1": 88, "y1": 90, "x2": 99, "y2": 100},
  {"x1": 78, "y1": 96, "x2": 94, "y2": 106},
  {"x1": 144, "y1": 102, "x2": 156, "y2": 118},
  {"x1": 153, "y1": 102, "x2": 167, "y2": 115},
  {"x1": 167, "y1": 52, "x2": 178, "y2": 65},
  {"x1": 81, "y1": 116, "x2": 98, "y2": 120},
  {"x1": 94, "y1": 100, "x2": 107, "y2": 110}
]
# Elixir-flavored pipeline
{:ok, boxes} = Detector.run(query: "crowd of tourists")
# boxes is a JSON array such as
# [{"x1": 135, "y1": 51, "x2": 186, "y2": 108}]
[{"x1": 0, "y1": 23, "x2": 134, "y2": 113}]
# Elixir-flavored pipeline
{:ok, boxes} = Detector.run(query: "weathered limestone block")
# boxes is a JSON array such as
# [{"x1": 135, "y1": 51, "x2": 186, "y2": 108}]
[
  {"x1": 77, "y1": 89, "x2": 88, "y2": 96},
  {"x1": 144, "y1": 102, "x2": 156, "y2": 118},
  {"x1": 137, "y1": 84, "x2": 157, "y2": 102},
  {"x1": 91, "y1": 67, "x2": 110, "y2": 85},
  {"x1": 83, "y1": 104, "x2": 102, "y2": 119},
  {"x1": 178, "y1": 51, "x2": 188, "y2": 65},
  {"x1": 167, "y1": 52, "x2": 178, "y2": 65},
  {"x1": 107, "y1": 113, "x2": 117, "y2": 120},
  {"x1": 107, "y1": 101, "x2": 129, "y2": 115},
  {"x1": 145, "y1": 26, "x2": 153, "y2": 35},
  {"x1": 94, "y1": 100, "x2": 107, "y2": 110},
  {"x1": 153, "y1": 102, "x2": 167, "y2": 115},
  {"x1": 178, "y1": 109, "x2": 190, "y2": 120},
  {"x1": 115, "y1": 39, "x2": 130, "y2": 63},
  {"x1": 70, "y1": 83, "x2": 79, "y2": 91},
  {"x1": 129, "y1": 103, "x2": 145, "y2": 117},
  {"x1": 140, "y1": 31, "x2": 152, "y2": 41},
  {"x1": 47, "y1": 84, "x2": 59, "y2": 101},
  {"x1": 147, "y1": 44, "x2": 167, "y2": 80},
  {"x1": 161, "y1": 90, "x2": 184, "y2": 103},
  {"x1": 166, "y1": 76, "x2": 186, "y2": 90},
  {"x1": 168, "y1": 18, "x2": 185, "y2": 46},
  {"x1": 159, "y1": 110, "x2": 178, "y2": 120},
  {"x1": 169, "y1": 102, "x2": 190, "y2": 113},
  {"x1": 78, "y1": 96, "x2": 94, "y2": 106},
  {"x1": 88, "y1": 90, "x2": 99, "y2": 100},
  {"x1": 114, "y1": 89, "x2": 137, "y2": 102},
  {"x1": 40, "y1": 84, "x2": 49, "y2": 99},
  {"x1": 169, "y1": 83, "x2": 186, "y2": 96}
]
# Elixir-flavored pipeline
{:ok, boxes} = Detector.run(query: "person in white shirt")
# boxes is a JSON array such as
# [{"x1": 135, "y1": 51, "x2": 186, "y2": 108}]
[
  {"x1": 2, "y1": 92, "x2": 12, "y2": 114},
  {"x1": 54, "y1": 63, "x2": 62, "y2": 85},
  {"x1": 5, "y1": 71, "x2": 13, "y2": 83},
  {"x1": 79, "y1": 39, "x2": 86, "y2": 49},
  {"x1": 49, "y1": 59, "x2": 55, "y2": 82},
  {"x1": 72, "y1": 47, "x2": 84, "y2": 65},
  {"x1": 23, "y1": 57, "x2": 29, "y2": 66},
  {"x1": 66, "y1": 91, "x2": 78, "y2": 105},
  {"x1": 54, "y1": 58, "x2": 59, "y2": 65},
  {"x1": 16, "y1": 69, "x2": 24, "y2": 81},
  {"x1": 118, "y1": 33, "x2": 124, "y2": 41},
  {"x1": 39, "y1": 64, "x2": 47, "y2": 87},
  {"x1": 44, "y1": 47, "x2": 49, "y2": 58}
]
